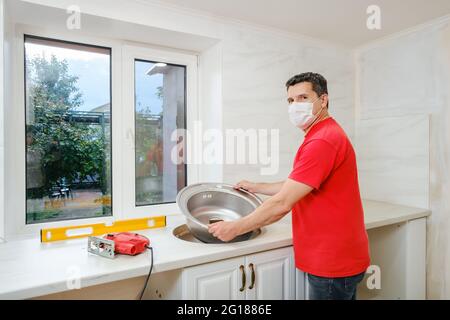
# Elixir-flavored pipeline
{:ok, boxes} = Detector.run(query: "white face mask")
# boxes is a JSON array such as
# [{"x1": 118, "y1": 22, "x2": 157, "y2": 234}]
[{"x1": 288, "y1": 97, "x2": 323, "y2": 130}]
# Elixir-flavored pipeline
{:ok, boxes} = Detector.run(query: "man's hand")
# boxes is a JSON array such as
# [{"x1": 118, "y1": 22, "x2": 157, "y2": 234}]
[
  {"x1": 210, "y1": 179, "x2": 312, "y2": 241},
  {"x1": 234, "y1": 180, "x2": 259, "y2": 193},
  {"x1": 234, "y1": 180, "x2": 285, "y2": 196},
  {"x1": 208, "y1": 221, "x2": 241, "y2": 242}
]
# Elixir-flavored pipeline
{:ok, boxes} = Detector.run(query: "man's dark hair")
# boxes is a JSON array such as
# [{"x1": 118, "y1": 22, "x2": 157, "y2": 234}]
[{"x1": 285, "y1": 72, "x2": 329, "y2": 107}]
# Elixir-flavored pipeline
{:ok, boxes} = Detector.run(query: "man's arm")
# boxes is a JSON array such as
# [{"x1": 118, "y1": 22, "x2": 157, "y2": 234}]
[
  {"x1": 209, "y1": 179, "x2": 313, "y2": 241},
  {"x1": 234, "y1": 180, "x2": 285, "y2": 196}
]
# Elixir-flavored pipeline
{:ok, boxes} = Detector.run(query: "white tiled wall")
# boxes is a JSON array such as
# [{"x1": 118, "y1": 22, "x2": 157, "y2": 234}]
[
  {"x1": 355, "y1": 18, "x2": 450, "y2": 299},
  {"x1": 356, "y1": 114, "x2": 429, "y2": 209},
  {"x1": 0, "y1": 0, "x2": 5, "y2": 241},
  {"x1": 221, "y1": 25, "x2": 355, "y2": 184}
]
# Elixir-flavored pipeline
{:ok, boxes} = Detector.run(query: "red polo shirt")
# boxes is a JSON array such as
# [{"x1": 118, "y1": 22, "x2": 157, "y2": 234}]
[{"x1": 288, "y1": 117, "x2": 370, "y2": 278}]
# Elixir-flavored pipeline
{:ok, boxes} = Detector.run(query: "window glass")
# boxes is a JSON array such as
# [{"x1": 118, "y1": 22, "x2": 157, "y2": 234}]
[
  {"x1": 134, "y1": 59, "x2": 186, "y2": 206},
  {"x1": 25, "y1": 36, "x2": 112, "y2": 224}
]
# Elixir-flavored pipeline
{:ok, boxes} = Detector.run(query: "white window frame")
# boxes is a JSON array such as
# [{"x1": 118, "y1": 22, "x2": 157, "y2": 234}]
[{"x1": 5, "y1": 25, "x2": 199, "y2": 237}]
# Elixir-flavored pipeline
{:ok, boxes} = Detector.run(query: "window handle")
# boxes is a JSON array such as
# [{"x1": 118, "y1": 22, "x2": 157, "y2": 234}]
[
  {"x1": 248, "y1": 263, "x2": 255, "y2": 289},
  {"x1": 239, "y1": 265, "x2": 246, "y2": 292}
]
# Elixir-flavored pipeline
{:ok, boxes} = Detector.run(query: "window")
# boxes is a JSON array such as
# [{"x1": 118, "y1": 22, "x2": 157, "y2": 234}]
[
  {"x1": 134, "y1": 59, "x2": 187, "y2": 206},
  {"x1": 24, "y1": 36, "x2": 112, "y2": 224}
]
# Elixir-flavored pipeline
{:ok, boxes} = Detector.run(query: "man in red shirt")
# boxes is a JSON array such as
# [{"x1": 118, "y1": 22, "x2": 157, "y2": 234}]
[{"x1": 208, "y1": 72, "x2": 370, "y2": 300}]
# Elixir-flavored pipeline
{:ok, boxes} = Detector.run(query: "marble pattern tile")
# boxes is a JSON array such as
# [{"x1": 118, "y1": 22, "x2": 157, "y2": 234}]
[
  {"x1": 356, "y1": 19, "x2": 450, "y2": 299},
  {"x1": 355, "y1": 115, "x2": 429, "y2": 209},
  {"x1": 220, "y1": 25, "x2": 355, "y2": 184},
  {"x1": 358, "y1": 22, "x2": 448, "y2": 120}
]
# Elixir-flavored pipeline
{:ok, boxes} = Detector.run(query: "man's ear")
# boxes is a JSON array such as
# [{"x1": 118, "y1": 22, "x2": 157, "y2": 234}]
[{"x1": 322, "y1": 94, "x2": 329, "y2": 108}]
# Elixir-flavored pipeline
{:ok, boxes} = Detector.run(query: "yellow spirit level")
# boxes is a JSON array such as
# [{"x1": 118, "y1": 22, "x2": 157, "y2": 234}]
[{"x1": 40, "y1": 216, "x2": 166, "y2": 243}]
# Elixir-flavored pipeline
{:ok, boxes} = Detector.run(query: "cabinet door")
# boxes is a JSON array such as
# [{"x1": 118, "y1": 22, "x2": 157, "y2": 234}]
[
  {"x1": 245, "y1": 247, "x2": 295, "y2": 300},
  {"x1": 296, "y1": 269, "x2": 306, "y2": 300},
  {"x1": 181, "y1": 256, "x2": 246, "y2": 300}
]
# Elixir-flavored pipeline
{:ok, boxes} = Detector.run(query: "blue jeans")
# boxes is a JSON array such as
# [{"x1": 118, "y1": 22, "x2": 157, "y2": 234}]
[{"x1": 307, "y1": 271, "x2": 366, "y2": 300}]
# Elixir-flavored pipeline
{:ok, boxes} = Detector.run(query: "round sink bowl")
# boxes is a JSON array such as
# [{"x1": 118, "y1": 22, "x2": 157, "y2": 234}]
[
  {"x1": 176, "y1": 183, "x2": 263, "y2": 243},
  {"x1": 173, "y1": 224, "x2": 261, "y2": 243}
]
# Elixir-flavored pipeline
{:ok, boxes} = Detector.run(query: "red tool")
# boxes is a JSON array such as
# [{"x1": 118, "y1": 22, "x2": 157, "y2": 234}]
[
  {"x1": 104, "y1": 232, "x2": 150, "y2": 256},
  {"x1": 87, "y1": 232, "x2": 154, "y2": 299}
]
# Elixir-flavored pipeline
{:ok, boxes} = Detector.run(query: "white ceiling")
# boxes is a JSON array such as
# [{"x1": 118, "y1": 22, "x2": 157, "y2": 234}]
[{"x1": 156, "y1": 0, "x2": 450, "y2": 46}]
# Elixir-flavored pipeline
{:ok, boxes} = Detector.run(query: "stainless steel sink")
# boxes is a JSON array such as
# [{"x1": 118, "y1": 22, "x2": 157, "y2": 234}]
[{"x1": 176, "y1": 183, "x2": 263, "y2": 243}]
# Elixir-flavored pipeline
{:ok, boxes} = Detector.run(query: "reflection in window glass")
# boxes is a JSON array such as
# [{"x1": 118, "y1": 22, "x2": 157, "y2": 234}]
[
  {"x1": 135, "y1": 60, "x2": 186, "y2": 206},
  {"x1": 25, "y1": 36, "x2": 112, "y2": 224}
]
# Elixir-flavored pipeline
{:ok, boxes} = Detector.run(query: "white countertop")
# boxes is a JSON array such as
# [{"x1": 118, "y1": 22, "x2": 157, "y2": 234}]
[{"x1": 0, "y1": 200, "x2": 430, "y2": 299}]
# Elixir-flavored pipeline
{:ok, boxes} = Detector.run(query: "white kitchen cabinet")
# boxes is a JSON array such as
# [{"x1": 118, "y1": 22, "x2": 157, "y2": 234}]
[
  {"x1": 245, "y1": 247, "x2": 296, "y2": 300},
  {"x1": 180, "y1": 246, "x2": 296, "y2": 300},
  {"x1": 181, "y1": 256, "x2": 246, "y2": 300},
  {"x1": 296, "y1": 269, "x2": 306, "y2": 300},
  {"x1": 357, "y1": 217, "x2": 427, "y2": 300}
]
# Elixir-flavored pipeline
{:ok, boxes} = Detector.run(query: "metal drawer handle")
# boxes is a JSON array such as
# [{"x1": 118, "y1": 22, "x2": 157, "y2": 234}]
[
  {"x1": 248, "y1": 263, "x2": 255, "y2": 289},
  {"x1": 239, "y1": 265, "x2": 246, "y2": 292}
]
